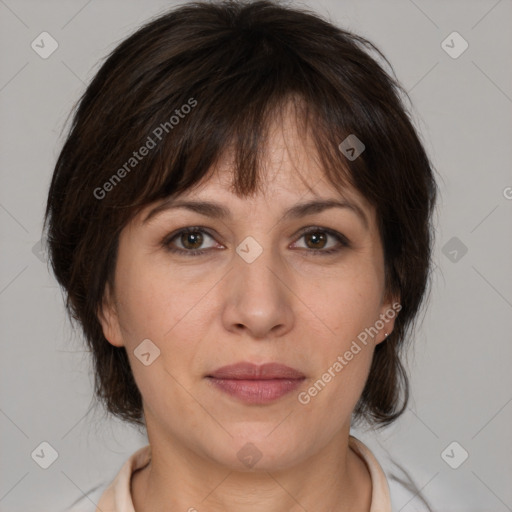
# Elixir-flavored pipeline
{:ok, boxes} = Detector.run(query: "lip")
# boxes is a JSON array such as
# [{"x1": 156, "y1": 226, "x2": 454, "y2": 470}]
[
  {"x1": 208, "y1": 362, "x2": 305, "y2": 380},
  {"x1": 206, "y1": 362, "x2": 305, "y2": 404}
]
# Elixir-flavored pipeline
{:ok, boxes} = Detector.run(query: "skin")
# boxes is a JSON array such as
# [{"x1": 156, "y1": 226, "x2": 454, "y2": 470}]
[{"x1": 99, "y1": 103, "x2": 399, "y2": 512}]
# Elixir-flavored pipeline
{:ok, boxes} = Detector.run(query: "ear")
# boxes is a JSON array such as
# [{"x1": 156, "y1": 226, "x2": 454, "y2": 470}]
[
  {"x1": 375, "y1": 291, "x2": 401, "y2": 346},
  {"x1": 97, "y1": 283, "x2": 124, "y2": 348}
]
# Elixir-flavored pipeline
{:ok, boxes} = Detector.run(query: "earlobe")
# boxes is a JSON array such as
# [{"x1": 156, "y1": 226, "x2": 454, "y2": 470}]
[
  {"x1": 376, "y1": 294, "x2": 401, "y2": 345},
  {"x1": 97, "y1": 285, "x2": 124, "y2": 348}
]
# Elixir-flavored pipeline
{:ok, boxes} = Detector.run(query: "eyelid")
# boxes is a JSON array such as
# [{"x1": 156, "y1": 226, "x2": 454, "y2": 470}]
[
  {"x1": 162, "y1": 226, "x2": 221, "y2": 251},
  {"x1": 293, "y1": 225, "x2": 350, "y2": 248},
  {"x1": 161, "y1": 225, "x2": 350, "y2": 256}
]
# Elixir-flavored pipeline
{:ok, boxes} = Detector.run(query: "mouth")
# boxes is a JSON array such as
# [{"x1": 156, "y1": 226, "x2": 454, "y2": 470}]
[{"x1": 206, "y1": 362, "x2": 306, "y2": 404}]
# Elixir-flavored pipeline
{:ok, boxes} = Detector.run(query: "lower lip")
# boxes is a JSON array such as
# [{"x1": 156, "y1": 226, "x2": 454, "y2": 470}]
[{"x1": 207, "y1": 378, "x2": 304, "y2": 404}]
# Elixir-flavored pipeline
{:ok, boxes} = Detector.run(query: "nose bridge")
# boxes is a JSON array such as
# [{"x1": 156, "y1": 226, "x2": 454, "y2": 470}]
[
  {"x1": 234, "y1": 234, "x2": 285, "y2": 301},
  {"x1": 222, "y1": 234, "x2": 294, "y2": 337}
]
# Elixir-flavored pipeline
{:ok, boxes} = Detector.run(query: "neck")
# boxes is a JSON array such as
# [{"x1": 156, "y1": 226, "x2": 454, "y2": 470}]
[{"x1": 131, "y1": 428, "x2": 372, "y2": 512}]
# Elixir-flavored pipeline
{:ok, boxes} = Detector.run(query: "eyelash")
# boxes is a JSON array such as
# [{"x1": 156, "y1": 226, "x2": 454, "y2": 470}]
[{"x1": 161, "y1": 226, "x2": 350, "y2": 257}]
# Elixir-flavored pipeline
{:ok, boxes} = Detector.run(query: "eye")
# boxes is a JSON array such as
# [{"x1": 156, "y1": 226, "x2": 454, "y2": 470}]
[
  {"x1": 161, "y1": 226, "x2": 350, "y2": 256},
  {"x1": 291, "y1": 226, "x2": 350, "y2": 255},
  {"x1": 162, "y1": 227, "x2": 220, "y2": 256}
]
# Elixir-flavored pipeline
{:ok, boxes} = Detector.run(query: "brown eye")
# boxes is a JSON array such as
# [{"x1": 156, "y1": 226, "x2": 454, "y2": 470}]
[
  {"x1": 163, "y1": 227, "x2": 219, "y2": 255},
  {"x1": 304, "y1": 231, "x2": 328, "y2": 250},
  {"x1": 293, "y1": 227, "x2": 349, "y2": 256},
  {"x1": 179, "y1": 230, "x2": 204, "y2": 250},
  {"x1": 162, "y1": 226, "x2": 349, "y2": 257}
]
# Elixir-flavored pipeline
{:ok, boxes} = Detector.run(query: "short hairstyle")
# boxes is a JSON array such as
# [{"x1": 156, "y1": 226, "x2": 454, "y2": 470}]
[{"x1": 44, "y1": 0, "x2": 438, "y2": 429}]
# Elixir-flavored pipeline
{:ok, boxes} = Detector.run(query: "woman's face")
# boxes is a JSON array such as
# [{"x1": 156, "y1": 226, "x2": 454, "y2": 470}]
[{"x1": 100, "y1": 110, "x2": 398, "y2": 472}]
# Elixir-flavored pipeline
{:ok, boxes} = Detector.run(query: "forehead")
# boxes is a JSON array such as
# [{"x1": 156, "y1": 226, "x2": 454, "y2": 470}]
[
  {"x1": 138, "y1": 158, "x2": 374, "y2": 235},
  {"x1": 186, "y1": 105, "x2": 369, "y2": 208},
  {"x1": 134, "y1": 99, "x2": 376, "y2": 229}
]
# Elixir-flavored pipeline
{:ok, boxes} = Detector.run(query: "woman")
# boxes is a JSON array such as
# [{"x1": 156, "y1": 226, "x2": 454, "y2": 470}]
[{"x1": 44, "y1": 1, "x2": 438, "y2": 510}]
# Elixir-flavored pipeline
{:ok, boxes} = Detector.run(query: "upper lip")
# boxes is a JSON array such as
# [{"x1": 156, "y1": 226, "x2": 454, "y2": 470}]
[{"x1": 207, "y1": 362, "x2": 305, "y2": 380}]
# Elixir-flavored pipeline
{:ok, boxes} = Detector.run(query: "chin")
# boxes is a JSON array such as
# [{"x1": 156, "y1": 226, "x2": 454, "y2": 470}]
[{"x1": 207, "y1": 432, "x2": 309, "y2": 473}]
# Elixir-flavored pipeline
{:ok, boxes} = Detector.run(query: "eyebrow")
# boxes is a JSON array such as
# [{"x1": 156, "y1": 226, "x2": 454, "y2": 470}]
[{"x1": 142, "y1": 197, "x2": 369, "y2": 230}]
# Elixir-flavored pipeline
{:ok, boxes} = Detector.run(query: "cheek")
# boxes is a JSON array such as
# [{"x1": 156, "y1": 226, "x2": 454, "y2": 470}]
[
  {"x1": 297, "y1": 257, "x2": 383, "y2": 400},
  {"x1": 305, "y1": 260, "x2": 383, "y2": 341},
  {"x1": 115, "y1": 279, "x2": 170, "y2": 343},
  {"x1": 114, "y1": 256, "x2": 203, "y2": 341},
  {"x1": 114, "y1": 260, "x2": 218, "y2": 379},
  {"x1": 113, "y1": 268, "x2": 208, "y2": 415}
]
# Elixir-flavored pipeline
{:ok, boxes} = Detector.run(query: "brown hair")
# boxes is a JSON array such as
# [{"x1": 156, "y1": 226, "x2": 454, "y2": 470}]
[{"x1": 43, "y1": 0, "x2": 438, "y2": 429}]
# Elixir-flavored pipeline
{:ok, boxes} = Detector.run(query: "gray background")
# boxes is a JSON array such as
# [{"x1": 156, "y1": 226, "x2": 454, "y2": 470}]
[{"x1": 1, "y1": 0, "x2": 511, "y2": 510}]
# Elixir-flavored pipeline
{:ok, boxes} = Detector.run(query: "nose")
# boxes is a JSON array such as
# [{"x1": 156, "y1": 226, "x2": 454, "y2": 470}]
[{"x1": 220, "y1": 244, "x2": 295, "y2": 340}]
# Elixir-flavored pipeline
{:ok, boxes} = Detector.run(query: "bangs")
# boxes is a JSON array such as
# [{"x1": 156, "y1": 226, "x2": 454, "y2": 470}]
[
  {"x1": 90, "y1": 16, "x2": 380, "y2": 223},
  {"x1": 131, "y1": 93, "x2": 358, "y2": 214}
]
